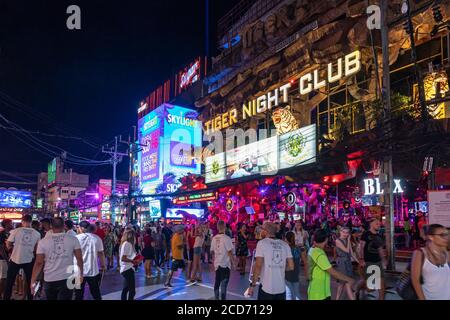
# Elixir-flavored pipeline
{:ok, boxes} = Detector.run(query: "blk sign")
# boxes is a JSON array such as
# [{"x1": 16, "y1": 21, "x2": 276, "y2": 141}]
[{"x1": 363, "y1": 178, "x2": 404, "y2": 196}]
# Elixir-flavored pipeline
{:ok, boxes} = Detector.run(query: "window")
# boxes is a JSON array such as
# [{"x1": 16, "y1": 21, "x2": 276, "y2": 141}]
[
  {"x1": 62, "y1": 190, "x2": 68, "y2": 194},
  {"x1": 70, "y1": 191, "x2": 76, "y2": 196}
]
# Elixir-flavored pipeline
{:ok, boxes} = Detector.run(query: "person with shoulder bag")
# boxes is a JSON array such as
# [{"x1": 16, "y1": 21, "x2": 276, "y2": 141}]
[{"x1": 410, "y1": 224, "x2": 450, "y2": 300}]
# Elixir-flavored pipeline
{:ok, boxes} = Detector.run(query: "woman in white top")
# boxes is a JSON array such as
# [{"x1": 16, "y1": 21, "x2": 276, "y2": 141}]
[
  {"x1": 190, "y1": 225, "x2": 205, "y2": 283},
  {"x1": 119, "y1": 228, "x2": 138, "y2": 300},
  {"x1": 411, "y1": 224, "x2": 450, "y2": 300}
]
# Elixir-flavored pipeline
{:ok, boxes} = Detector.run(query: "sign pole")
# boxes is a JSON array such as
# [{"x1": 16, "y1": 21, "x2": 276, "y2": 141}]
[{"x1": 381, "y1": 0, "x2": 396, "y2": 271}]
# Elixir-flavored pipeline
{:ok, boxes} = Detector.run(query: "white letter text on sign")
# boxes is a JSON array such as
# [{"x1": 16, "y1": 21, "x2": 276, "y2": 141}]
[
  {"x1": 66, "y1": 265, "x2": 82, "y2": 290},
  {"x1": 66, "y1": 5, "x2": 81, "y2": 30},
  {"x1": 366, "y1": 264, "x2": 381, "y2": 290},
  {"x1": 366, "y1": 5, "x2": 381, "y2": 30}
]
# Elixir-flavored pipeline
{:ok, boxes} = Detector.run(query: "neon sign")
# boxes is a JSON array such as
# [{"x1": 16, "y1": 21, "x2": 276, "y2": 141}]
[
  {"x1": 204, "y1": 50, "x2": 361, "y2": 134},
  {"x1": 179, "y1": 59, "x2": 200, "y2": 90},
  {"x1": 363, "y1": 178, "x2": 404, "y2": 195},
  {"x1": 173, "y1": 192, "x2": 217, "y2": 205}
]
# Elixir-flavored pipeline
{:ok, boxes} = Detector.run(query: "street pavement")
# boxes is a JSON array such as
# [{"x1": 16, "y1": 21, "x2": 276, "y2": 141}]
[{"x1": 95, "y1": 258, "x2": 407, "y2": 301}]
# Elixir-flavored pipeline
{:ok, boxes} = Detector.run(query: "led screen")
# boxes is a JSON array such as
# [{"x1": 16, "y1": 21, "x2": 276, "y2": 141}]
[
  {"x1": 279, "y1": 124, "x2": 316, "y2": 169},
  {"x1": 166, "y1": 208, "x2": 204, "y2": 219},
  {"x1": 0, "y1": 190, "x2": 32, "y2": 208}
]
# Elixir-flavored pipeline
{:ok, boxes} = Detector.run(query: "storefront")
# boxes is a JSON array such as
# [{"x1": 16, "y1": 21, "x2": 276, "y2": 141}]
[{"x1": 187, "y1": 0, "x2": 450, "y2": 233}]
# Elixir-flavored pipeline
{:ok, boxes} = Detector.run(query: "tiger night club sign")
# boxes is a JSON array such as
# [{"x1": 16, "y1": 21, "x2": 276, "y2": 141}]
[{"x1": 204, "y1": 50, "x2": 361, "y2": 134}]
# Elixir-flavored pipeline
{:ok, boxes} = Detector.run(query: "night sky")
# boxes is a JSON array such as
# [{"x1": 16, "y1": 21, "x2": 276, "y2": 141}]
[{"x1": 0, "y1": 0, "x2": 240, "y2": 182}]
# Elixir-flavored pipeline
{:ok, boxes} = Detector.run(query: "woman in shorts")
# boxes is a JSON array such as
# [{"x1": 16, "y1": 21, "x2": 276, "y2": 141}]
[{"x1": 190, "y1": 225, "x2": 204, "y2": 283}]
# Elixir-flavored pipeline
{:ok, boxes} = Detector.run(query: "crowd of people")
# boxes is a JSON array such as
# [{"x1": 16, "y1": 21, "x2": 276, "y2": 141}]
[{"x1": 0, "y1": 212, "x2": 448, "y2": 301}]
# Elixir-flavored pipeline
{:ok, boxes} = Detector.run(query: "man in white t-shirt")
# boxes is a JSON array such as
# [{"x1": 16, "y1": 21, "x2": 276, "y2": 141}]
[
  {"x1": 246, "y1": 222, "x2": 294, "y2": 300},
  {"x1": 211, "y1": 220, "x2": 235, "y2": 300},
  {"x1": 31, "y1": 217, "x2": 83, "y2": 300},
  {"x1": 74, "y1": 221, "x2": 105, "y2": 300},
  {"x1": 4, "y1": 214, "x2": 41, "y2": 300}
]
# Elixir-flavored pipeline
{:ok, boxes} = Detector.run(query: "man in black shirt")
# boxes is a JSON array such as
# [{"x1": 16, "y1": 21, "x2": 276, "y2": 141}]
[
  {"x1": 162, "y1": 223, "x2": 173, "y2": 268},
  {"x1": 0, "y1": 219, "x2": 13, "y2": 299},
  {"x1": 359, "y1": 218, "x2": 386, "y2": 300}
]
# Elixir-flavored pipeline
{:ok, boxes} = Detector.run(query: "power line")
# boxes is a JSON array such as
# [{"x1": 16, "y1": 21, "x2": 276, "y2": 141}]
[{"x1": 0, "y1": 91, "x2": 105, "y2": 148}]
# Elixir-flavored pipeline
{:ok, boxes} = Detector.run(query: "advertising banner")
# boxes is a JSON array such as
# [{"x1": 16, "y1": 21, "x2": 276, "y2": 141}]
[
  {"x1": 0, "y1": 190, "x2": 32, "y2": 208},
  {"x1": 279, "y1": 124, "x2": 316, "y2": 169},
  {"x1": 139, "y1": 111, "x2": 161, "y2": 185},
  {"x1": 225, "y1": 137, "x2": 278, "y2": 179},
  {"x1": 205, "y1": 125, "x2": 315, "y2": 184},
  {"x1": 138, "y1": 104, "x2": 203, "y2": 195},
  {"x1": 166, "y1": 208, "x2": 204, "y2": 219},
  {"x1": 205, "y1": 153, "x2": 226, "y2": 184},
  {"x1": 142, "y1": 200, "x2": 162, "y2": 219},
  {"x1": 428, "y1": 191, "x2": 450, "y2": 228},
  {"x1": 48, "y1": 158, "x2": 57, "y2": 184}
]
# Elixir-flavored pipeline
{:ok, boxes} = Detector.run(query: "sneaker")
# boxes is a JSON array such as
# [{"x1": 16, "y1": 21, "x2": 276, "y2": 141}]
[{"x1": 164, "y1": 282, "x2": 173, "y2": 287}]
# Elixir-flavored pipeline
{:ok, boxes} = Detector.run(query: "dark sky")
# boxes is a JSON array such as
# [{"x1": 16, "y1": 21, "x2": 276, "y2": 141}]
[{"x1": 0, "y1": 0, "x2": 240, "y2": 182}]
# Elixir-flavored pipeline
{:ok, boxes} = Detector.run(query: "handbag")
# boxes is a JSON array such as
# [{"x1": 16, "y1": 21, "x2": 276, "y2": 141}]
[{"x1": 395, "y1": 248, "x2": 425, "y2": 300}]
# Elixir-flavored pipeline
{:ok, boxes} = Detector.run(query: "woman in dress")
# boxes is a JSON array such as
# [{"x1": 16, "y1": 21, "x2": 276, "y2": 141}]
[
  {"x1": 334, "y1": 226, "x2": 358, "y2": 300},
  {"x1": 104, "y1": 225, "x2": 116, "y2": 270},
  {"x1": 142, "y1": 228, "x2": 155, "y2": 278},
  {"x1": 411, "y1": 224, "x2": 450, "y2": 300},
  {"x1": 235, "y1": 224, "x2": 249, "y2": 275}
]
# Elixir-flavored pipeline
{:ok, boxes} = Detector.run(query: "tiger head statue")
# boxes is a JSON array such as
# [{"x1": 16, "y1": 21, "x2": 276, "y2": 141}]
[{"x1": 272, "y1": 105, "x2": 299, "y2": 135}]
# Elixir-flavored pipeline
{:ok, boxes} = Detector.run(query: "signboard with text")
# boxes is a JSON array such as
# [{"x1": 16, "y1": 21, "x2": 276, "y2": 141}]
[
  {"x1": 205, "y1": 125, "x2": 316, "y2": 184},
  {"x1": 428, "y1": 191, "x2": 450, "y2": 228}
]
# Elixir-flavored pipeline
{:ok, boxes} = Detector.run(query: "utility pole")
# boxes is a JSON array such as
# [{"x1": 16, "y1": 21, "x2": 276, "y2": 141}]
[
  {"x1": 121, "y1": 128, "x2": 147, "y2": 225},
  {"x1": 381, "y1": 0, "x2": 396, "y2": 271},
  {"x1": 102, "y1": 136, "x2": 127, "y2": 223},
  {"x1": 119, "y1": 132, "x2": 135, "y2": 224}
]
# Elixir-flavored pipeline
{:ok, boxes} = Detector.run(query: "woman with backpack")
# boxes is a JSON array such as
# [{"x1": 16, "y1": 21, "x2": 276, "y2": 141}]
[
  {"x1": 411, "y1": 224, "x2": 450, "y2": 300},
  {"x1": 284, "y1": 231, "x2": 305, "y2": 300}
]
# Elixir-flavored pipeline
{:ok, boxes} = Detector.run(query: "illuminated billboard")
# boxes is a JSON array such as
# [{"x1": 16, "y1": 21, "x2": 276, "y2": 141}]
[
  {"x1": 139, "y1": 104, "x2": 202, "y2": 195},
  {"x1": 48, "y1": 158, "x2": 57, "y2": 184},
  {"x1": 166, "y1": 208, "x2": 204, "y2": 219},
  {"x1": 205, "y1": 125, "x2": 316, "y2": 184},
  {"x1": 205, "y1": 153, "x2": 226, "y2": 184},
  {"x1": 144, "y1": 200, "x2": 162, "y2": 219},
  {"x1": 0, "y1": 190, "x2": 32, "y2": 208},
  {"x1": 279, "y1": 124, "x2": 316, "y2": 169},
  {"x1": 138, "y1": 111, "x2": 161, "y2": 184},
  {"x1": 226, "y1": 136, "x2": 278, "y2": 179}
]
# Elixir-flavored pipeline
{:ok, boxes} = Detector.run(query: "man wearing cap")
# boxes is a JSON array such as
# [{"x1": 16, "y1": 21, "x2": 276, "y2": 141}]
[
  {"x1": 165, "y1": 225, "x2": 186, "y2": 287},
  {"x1": 74, "y1": 221, "x2": 106, "y2": 300},
  {"x1": 246, "y1": 222, "x2": 294, "y2": 300}
]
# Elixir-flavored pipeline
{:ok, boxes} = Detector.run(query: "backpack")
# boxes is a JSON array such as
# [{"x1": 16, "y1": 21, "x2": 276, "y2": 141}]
[{"x1": 395, "y1": 248, "x2": 425, "y2": 300}]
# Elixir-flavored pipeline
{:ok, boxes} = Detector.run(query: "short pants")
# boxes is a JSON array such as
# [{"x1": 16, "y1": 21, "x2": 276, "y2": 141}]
[
  {"x1": 193, "y1": 247, "x2": 202, "y2": 255},
  {"x1": 171, "y1": 259, "x2": 186, "y2": 271}
]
